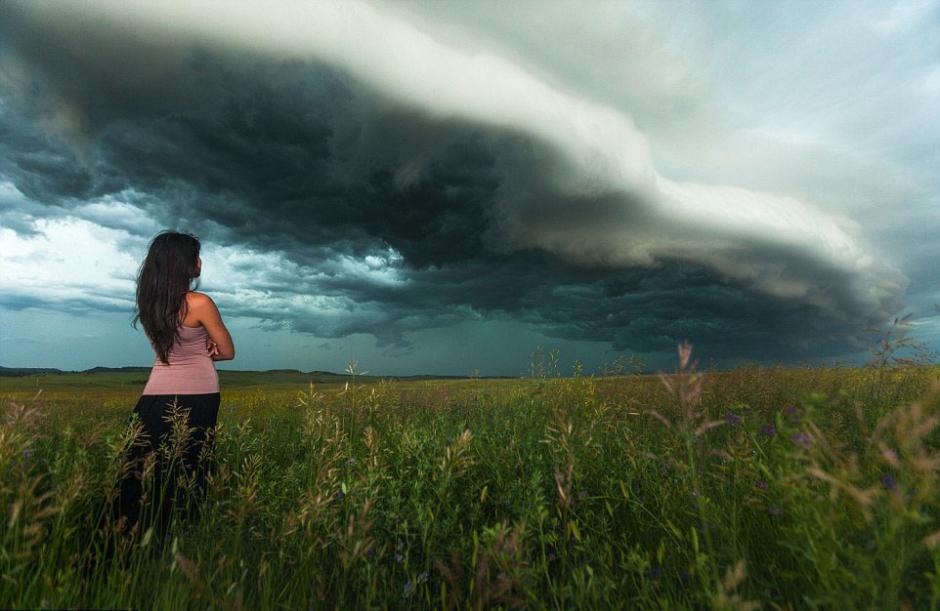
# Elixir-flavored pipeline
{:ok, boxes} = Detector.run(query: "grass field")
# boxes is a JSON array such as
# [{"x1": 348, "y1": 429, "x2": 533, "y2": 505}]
[{"x1": 1, "y1": 348, "x2": 939, "y2": 609}]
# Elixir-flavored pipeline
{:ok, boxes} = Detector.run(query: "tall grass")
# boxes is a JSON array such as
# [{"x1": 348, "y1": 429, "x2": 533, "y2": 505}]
[{"x1": 1, "y1": 348, "x2": 938, "y2": 609}]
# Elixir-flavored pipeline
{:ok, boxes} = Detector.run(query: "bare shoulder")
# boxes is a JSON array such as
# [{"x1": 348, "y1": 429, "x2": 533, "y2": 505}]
[{"x1": 186, "y1": 291, "x2": 215, "y2": 307}]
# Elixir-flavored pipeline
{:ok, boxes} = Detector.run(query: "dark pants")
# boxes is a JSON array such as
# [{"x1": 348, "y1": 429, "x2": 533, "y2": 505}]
[{"x1": 114, "y1": 392, "x2": 221, "y2": 545}]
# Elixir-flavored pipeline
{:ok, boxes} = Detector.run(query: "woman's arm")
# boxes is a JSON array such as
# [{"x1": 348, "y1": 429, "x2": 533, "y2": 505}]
[{"x1": 194, "y1": 293, "x2": 236, "y2": 361}]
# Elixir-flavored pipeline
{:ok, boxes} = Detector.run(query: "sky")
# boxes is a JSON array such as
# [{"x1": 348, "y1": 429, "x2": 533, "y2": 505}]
[{"x1": 1, "y1": 0, "x2": 938, "y2": 376}]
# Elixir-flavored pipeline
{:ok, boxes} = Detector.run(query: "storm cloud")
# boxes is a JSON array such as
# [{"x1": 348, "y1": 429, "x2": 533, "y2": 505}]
[{"x1": 1, "y1": 0, "x2": 935, "y2": 370}]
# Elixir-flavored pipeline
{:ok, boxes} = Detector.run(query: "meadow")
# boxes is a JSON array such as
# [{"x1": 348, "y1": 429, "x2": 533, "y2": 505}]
[{"x1": 1, "y1": 346, "x2": 939, "y2": 609}]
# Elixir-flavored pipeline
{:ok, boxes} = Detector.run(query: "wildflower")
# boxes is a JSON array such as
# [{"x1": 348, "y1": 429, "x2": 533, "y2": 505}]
[
  {"x1": 696, "y1": 521, "x2": 715, "y2": 536},
  {"x1": 759, "y1": 424, "x2": 777, "y2": 438},
  {"x1": 725, "y1": 410, "x2": 741, "y2": 426},
  {"x1": 755, "y1": 480, "x2": 769, "y2": 491},
  {"x1": 22, "y1": 448, "x2": 33, "y2": 458},
  {"x1": 417, "y1": 570, "x2": 429, "y2": 585},
  {"x1": 402, "y1": 579, "x2": 414, "y2": 597},
  {"x1": 344, "y1": 457, "x2": 357, "y2": 467},
  {"x1": 881, "y1": 474, "x2": 898, "y2": 491},
  {"x1": 335, "y1": 490, "x2": 345, "y2": 501},
  {"x1": 649, "y1": 564, "x2": 661, "y2": 580},
  {"x1": 792, "y1": 432, "x2": 812, "y2": 449},
  {"x1": 395, "y1": 552, "x2": 404, "y2": 563},
  {"x1": 784, "y1": 405, "x2": 800, "y2": 420}
]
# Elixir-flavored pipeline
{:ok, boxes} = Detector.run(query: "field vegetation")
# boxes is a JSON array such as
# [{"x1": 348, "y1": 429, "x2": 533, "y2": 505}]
[{"x1": 1, "y1": 343, "x2": 939, "y2": 609}]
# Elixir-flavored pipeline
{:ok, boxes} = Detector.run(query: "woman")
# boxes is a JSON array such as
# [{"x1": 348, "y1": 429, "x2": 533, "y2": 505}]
[{"x1": 116, "y1": 230, "x2": 235, "y2": 546}]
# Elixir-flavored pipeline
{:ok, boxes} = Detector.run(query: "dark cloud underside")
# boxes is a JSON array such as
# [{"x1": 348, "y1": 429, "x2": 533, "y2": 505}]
[{"x1": 0, "y1": 4, "x2": 903, "y2": 361}]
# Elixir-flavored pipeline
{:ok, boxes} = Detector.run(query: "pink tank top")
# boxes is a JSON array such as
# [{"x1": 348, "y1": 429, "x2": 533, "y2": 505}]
[{"x1": 142, "y1": 324, "x2": 220, "y2": 395}]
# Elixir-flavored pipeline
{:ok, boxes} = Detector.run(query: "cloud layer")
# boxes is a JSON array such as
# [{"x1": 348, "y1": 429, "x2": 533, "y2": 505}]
[{"x1": 1, "y1": 0, "x2": 935, "y2": 367}]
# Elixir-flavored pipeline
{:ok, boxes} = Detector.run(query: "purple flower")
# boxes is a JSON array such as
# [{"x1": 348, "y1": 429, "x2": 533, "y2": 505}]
[
  {"x1": 881, "y1": 474, "x2": 898, "y2": 490},
  {"x1": 784, "y1": 405, "x2": 800, "y2": 420},
  {"x1": 335, "y1": 490, "x2": 345, "y2": 500},
  {"x1": 792, "y1": 432, "x2": 812, "y2": 449},
  {"x1": 697, "y1": 521, "x2": 715, "y2": 533},
  {"x1": 759, "y1": 424, "x2": 777, "y2": 438},
  {"x1": 649, "y1": 564, "x2": 661, "y2": 580},
  {"x1": 402, "y1": 579, "x2": 414, "y2": 597},
  {"x1": 725, "y1": 411, "x2": 741, "y2": 426},
  {"x1": 755, "y1": 480, "x2": 769, "y2": 491}
]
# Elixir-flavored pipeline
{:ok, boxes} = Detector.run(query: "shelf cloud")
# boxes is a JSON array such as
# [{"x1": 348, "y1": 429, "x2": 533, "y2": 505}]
[{"x1": 2, "y1": 0, "x2": 935, "y2": 369}]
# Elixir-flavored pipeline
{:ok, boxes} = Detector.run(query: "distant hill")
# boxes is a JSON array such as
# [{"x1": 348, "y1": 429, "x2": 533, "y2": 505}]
[
  {"x1": 0, "y1": 365, "x2": 513, "y2": 380},
  {"x1": 0, "y1": 365, "x2": 153, "y2": 376},
  {"x1": 80, "y1": 366, "x2": 153, "y2": 374},
  {"x1": 0, "y1": 366, "x2": 67, "y2": 376}
]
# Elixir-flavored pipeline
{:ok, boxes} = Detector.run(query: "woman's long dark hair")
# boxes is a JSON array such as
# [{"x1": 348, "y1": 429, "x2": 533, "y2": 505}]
[{"x1": 132, "y1": 231, "x2": 201, "y2": 365}]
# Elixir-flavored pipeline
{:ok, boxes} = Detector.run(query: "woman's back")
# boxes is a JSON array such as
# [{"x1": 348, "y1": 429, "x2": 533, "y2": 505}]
[{"x1": 142, "y1": 313, "x2": 220, "y2": 395}]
